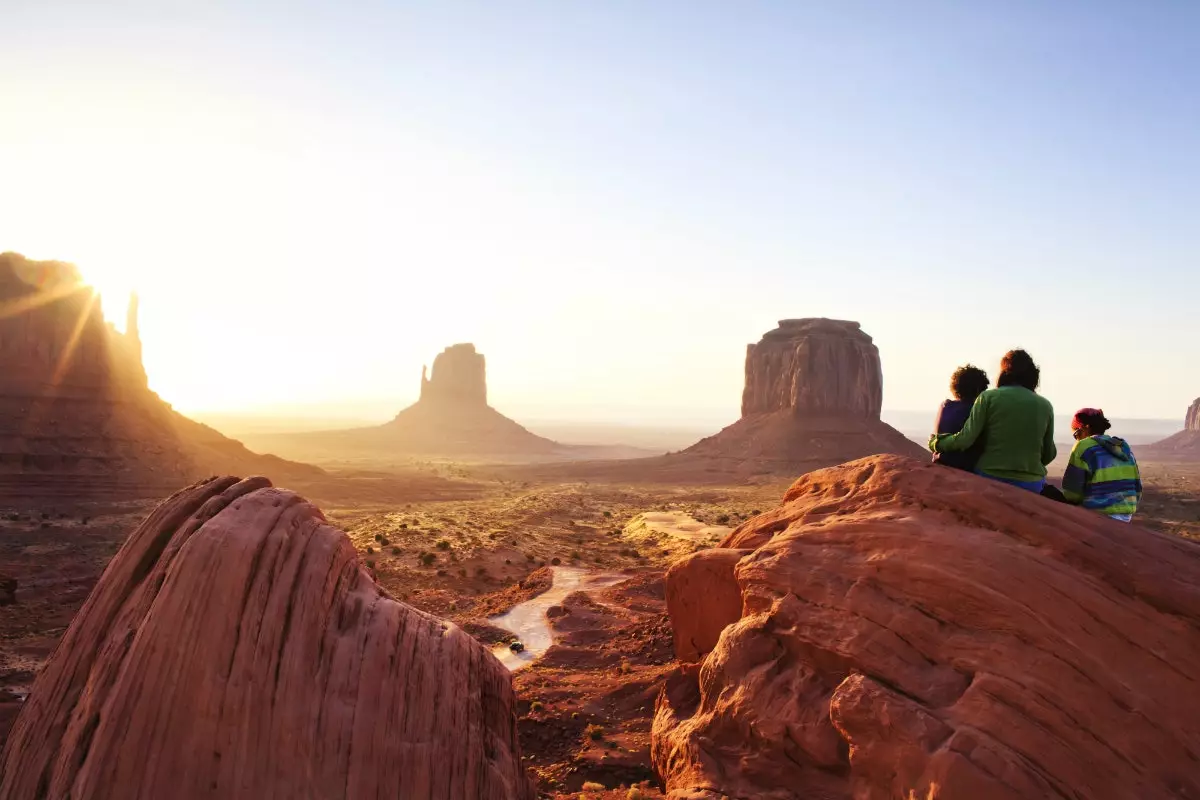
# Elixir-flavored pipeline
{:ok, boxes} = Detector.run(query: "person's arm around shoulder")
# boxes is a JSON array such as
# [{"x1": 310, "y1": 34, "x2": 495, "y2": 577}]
[
  {"x1": 1061, "y1": 438, "x2": 1090, "y2": 504},
  {"x1": 931, "y1": 393, "x2": 989, "y2": 453},
  {"x1": 1040, "y1": 398, "x2": 1057, "y2": 465}
]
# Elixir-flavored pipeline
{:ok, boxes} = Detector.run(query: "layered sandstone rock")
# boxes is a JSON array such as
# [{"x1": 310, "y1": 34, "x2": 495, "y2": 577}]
[
  {"x1": 1188, "y1": 397, "x2": 1199, "y2": 431},
  {"x1": 0, "y1": 476, "x2": 534, "y2": 800},
  {"x1": 0, "y1": 252, "x2": 319, "y2": 498},
  {"x1": 654, "y1": 455, "x2": 1200, "y2": 799},
  {"x1": 680, "y1": 319, "x2": 924, "y2": 472},
  {"x1": 741, "y1": 318, "x2": 882, "y2": 418}
]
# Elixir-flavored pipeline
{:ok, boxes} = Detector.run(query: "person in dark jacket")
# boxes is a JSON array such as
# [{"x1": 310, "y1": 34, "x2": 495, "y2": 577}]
[{"x1": 932, "y1": 364, "x2": 990, "y2": 472}]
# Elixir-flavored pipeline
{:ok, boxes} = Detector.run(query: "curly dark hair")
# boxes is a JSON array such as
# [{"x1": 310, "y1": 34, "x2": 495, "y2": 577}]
[
  {"x1": 950, "y1": 364, "x2": 989, "y2": 403},
  {"x1": 996, "y1": 349, "x2": 1040, "y2": 391}
]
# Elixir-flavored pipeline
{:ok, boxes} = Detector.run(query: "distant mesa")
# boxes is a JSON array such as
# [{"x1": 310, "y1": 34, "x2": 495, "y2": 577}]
[
  {"x1": 677, "y1": 318, "x2": 925, "y2": 471},
  {"x1": 1141, "y1": 396, "x2": 1200, "y2": 461},
  {"x1": 0, "y1": 251, "x2": 321, "y2": 499},
  {"x1": 378, "y1": 343, "x2": 560, "y2": 456},
  {"x1": 258, "y1": 343, "x2": 570, "y2": 461}
]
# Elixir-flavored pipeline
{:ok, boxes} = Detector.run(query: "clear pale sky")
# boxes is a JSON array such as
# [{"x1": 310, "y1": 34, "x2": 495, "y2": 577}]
[{"x1": 3, "y1": 1, "x2": 1197, "y2": 427}]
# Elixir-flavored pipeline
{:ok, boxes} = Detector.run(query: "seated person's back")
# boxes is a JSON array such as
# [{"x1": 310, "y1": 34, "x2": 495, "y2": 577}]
[{"x1": 933, "y1": 365, "x2": 989, "y2": 472}]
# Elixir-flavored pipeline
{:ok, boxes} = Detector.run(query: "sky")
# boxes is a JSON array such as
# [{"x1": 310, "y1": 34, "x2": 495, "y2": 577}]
[{"x1": 2, "y1": 1, "x2": 1197, "y2": 428}]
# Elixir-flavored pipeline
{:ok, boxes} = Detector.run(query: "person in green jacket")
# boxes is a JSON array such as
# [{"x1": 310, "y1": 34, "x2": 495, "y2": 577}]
[
  {"x1": 928, "y1": 349, "x2": 1056, "y2": 492},
  {"x1": 1062, "y1": 408, "x2": 1142, "y2": 521}
]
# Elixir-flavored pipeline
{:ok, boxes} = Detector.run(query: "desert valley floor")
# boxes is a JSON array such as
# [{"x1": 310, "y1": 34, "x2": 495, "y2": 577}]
[{"x1": 3, "y1": 457, "x2": 1198, "y2": 799}]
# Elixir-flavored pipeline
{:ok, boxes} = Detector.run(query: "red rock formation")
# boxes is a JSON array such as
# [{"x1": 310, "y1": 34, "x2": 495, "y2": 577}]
[
  {"x1": 0, "y1": 476, "x2": 534, "y2": 800},
  {"x1": 741, "y1": 318, "x2": 882, "y2": 418},
  {"x1": 1142, "y1": 397, "x2": 1200, "y2": 461},
  {"x1": 653, "y1": 455, "x2": 1200, "y2": 799},
  {"x1": 0, "y1": 252, "x2": 319, "y2": 498},
  {"x1": 680, "y1": 319, "x2": 924, "y2": 472}
]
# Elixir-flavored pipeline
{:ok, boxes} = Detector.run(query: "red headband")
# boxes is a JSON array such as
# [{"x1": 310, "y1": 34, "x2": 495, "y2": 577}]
[{"x1": 1071, "y1": 408, "x2": 1103, "y2": 430}]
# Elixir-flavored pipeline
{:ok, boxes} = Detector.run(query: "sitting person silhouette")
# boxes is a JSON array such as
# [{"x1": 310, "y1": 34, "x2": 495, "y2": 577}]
[
  {"x1": 1062, "y1": 408, "x2": 1142, "y2": 522},
  {"x1": 932, "y1": 364, "x2": 989, "y2": 472},
  {"x1": 929, "y1": 349, "x2": 1056, "y2": 492}
]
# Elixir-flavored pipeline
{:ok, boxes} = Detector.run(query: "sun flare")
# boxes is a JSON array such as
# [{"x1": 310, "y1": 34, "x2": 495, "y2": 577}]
[{"x1": 79, "y1": 264, "x2": 139, "y2": 333}]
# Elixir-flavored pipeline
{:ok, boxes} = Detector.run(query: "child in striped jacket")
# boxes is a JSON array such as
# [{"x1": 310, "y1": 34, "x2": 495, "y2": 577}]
[{"x1": 1062, "y1": 409, "x2": 1142, "y2": 522}]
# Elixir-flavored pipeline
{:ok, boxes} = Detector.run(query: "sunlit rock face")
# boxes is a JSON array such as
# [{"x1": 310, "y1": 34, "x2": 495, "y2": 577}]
[
  {"x1": 741, "y1": 318, "x2": 883, "y2": 419},
  {"x1": 0, "y1": 477, "x2": 535, "y2": 800},
  {"x1": 680, "y1": 318, "x2": 924, "y2": 470},
  {"x1": 1187, "y1": 398, "x2": 1199, "y2": 432},
  {"x1": 654, "y1": 455, "x2": 1200, "y2": 800},
  {"x1": 0, "y1": 252, "x2": 319, "y2": 499}
]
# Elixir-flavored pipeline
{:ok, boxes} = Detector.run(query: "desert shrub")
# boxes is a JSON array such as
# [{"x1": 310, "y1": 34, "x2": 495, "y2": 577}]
[
  {"x1": 569, "y1": 551, "x2": 580, "y2": 560},
  {"x1": 716, "y1": 514, "x2": 730, "y2": 525},
  {"x1": 365, "y1": 559, "x2": 376, "y2": 569},
  {"x1": 436, "y1": 539, "x2": 451, "y2": 550},
  {"x1": 379, "y1": 535, "x2": 389, "y2": 546},
  {"x1": 551, "y1": 557, "x2": 562, "y2": 566},
  {"x1": 420, "y1": 552, "x2": 436, "y2": 566},
  {"x1": 391, "y1": 546, "x2": 401, "y2": 555},
  {"x1": 603, "y1": 511, "x2": 612, "y2": 517},
  {"x1": 366, "y1": 546, "x2": 375, "y2": 555},
  {"x1": 399, "y1": 522, "x2": 408, "y2": 529},
  {"x1": 752, "y1": 509, "x2": 762, "y2": 515},
  {"x1": 458, "y1": 568, "x2": 468, "y2": 577},
  {"x1": 585, "y1": 724, "x2": 604, "y2": 741},
  {"x1": 526, "y1": 553, "x2": 535, "y2": 562},
  {"x1": 504, "y1": 559, "x2": 511, "y2": 565},
  {"x1": 582, "y1": 782, "x2": 605, "y2": 792},
  {"x1": 627, "y1": 788, "x2": 646, "y2": 800},
  {"x1": 476, "y1": 566, "x2": 488, "y2": 576},
  {"x1": 530, "y1": 701, "x2": 544, "y2": 712},
  {"x1": 436, "y1": 569, "x2": 447, "y2": 577}
]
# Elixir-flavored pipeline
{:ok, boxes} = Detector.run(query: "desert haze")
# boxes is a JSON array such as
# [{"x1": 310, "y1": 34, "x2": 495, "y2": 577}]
[{"x1": 3, "y1": 3, "x2": 1200, "y2": 800}]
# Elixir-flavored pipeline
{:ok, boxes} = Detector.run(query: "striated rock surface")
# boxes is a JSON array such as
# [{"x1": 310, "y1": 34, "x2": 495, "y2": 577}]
[
  {"x1": 742, "y1": 318, "x2": 882, "y2": 418},
  {"x1": 0, "y1": 252, "x2": 320, "y2": 498},
  {"x1": 1142, "y1": 396, "x2": 1200, "y2": 461},
  {"x1": 680, "y1": 319, "x2": 924, "y2": 473},
  {"x1": 653, "y1": 455, "x2": 1200, "y2": 800},
  {"x1": 0, "y1": 476, "x2": 534, "y2": 800}
]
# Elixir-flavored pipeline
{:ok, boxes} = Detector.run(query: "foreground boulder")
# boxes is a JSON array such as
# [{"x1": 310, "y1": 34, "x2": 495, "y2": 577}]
[
  {"x1": 654, "y1": 455, "x2": 1200, "y2": 800},
  {"x1": 0, "y1": 476, "x2": 534, "y2": 800}
]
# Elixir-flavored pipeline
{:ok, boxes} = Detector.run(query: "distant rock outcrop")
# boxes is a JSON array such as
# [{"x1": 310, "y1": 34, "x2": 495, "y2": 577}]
[
  {"x1": 420, "y1": 343, "x2": 488, "y2": 407},
  {"x1": 0, "y1": 252, "x2": 320, "y2": 498},
  {"x1": 653, "y1": 456, "x2": 1200, "y2": 799},
  {"x1": 1141, "y1": 396, "x2": 1200, "y2": 461},
  {"x1": 741, "y1": 318, "x2": 882, "y2": 418},
  {"x1": 0, "y1": 477, "x2": 534, "y2": 800},
  {"x1": 680, "y1": 319, "x2": 924, "y2": 471},
  {"x1": 257, "y1": 343, "x2": 562, "y2": 460}
]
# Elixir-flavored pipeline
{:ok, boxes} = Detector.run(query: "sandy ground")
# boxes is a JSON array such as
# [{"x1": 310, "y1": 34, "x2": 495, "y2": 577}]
[{"x1": 2, "y1": 458, "x2": 1197, "y2": 797}]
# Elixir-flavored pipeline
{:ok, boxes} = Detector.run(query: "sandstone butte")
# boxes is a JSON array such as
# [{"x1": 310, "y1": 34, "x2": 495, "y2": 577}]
[
  {"x1": 655, "y1": 455, "x2": 1200, "y2": 800},
  {"x1": 266, "y1": 342, "x2": 563, "y2": 459},
  {"x1": 0, "y1": 476, "x2": 534, "y2": 800},
  {"x1": 679, "y1": 318, "x2": 925, "y2": 472},
  {"x1": 1143, "y1": 396, "x2": 1200, "y2": 461},
  {"x1": 0, "y1": 252, "x2": 320, "y2": 499}
]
